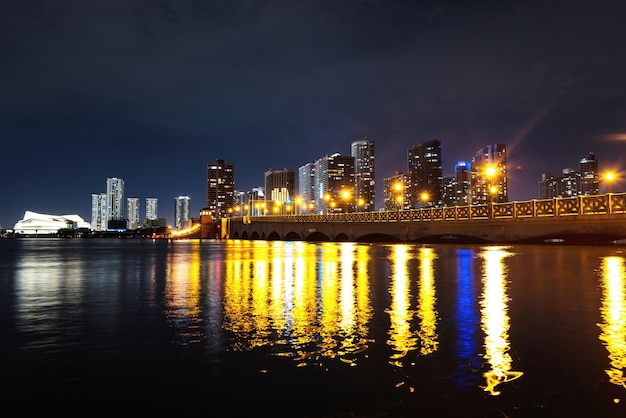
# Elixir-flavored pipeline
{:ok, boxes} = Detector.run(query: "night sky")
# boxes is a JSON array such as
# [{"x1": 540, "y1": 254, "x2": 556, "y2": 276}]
[{"x1": 2, "y1": 0, "x2": 626, "y2": 228}]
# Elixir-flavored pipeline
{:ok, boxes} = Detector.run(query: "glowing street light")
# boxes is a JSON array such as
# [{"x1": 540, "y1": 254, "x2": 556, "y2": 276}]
[
  {"x1": 605, "y1": 172, "x2": 617, "y2": 193},
  {"x1": 485, "y1": 165, "x2": 498, "y2": 205},
  {"x1": 396, "y1": 195, "x2": 404, "y2": 212},
  {"x1": 342, "y1": 189, "x2": 351, "y2": 213}
]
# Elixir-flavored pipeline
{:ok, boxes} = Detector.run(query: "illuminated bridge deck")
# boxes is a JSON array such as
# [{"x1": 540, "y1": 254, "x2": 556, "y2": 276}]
[{"x1": 225, "y1": 193, "x2": 626, "y2": 245}]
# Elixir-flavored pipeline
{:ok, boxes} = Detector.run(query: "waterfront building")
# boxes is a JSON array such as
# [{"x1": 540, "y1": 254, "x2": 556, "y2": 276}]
[
  {"x1": 14, "y1": 211, "x2": 90, "y2": 236},
  {"x1": 91, "y1": 192, "x2": 107, "y2": 231},
  {"x1": 538, "y1": 153, "x2": 598, "y2": 199},
  {"x1": 127, "y1": 197, "x2": 140, "y2": 230},
  {"x1": 449, "y1": 161, "x2": 472, "y2": 206},
  {"x1": 106, "y1": 177, "x2": 125, "y2": 222},
  {"x1": 351, "y1": 137, "x2": 375, "y2": 212},
  {"x1": 298, "y1": 162, "x2": 316, "y2": 213},
  {"x1": 470, "y1": 144, "x2": 508, "y2": 204},
  {"x1": 146, "y1": 198, "x2": 158, "y2": 220},
  {"x1": 580, "y1": 152, "x2": 599, "y2": 195},
  {"x1": 233, "y1": 190, "x2": 245, "y2": 216},
  {"x1": 407, "y1": 139, "x2": 443, "y2": 208},
  {"x1": 538, "y1": 172, "x2": 563, "y2": 199},
  {"x1": 174, "y1": 196, "x2": 191, "y2": 229},
  {"x1": 383, "y1": 172, "x2": 409, "y2": 211},
  {"x1": 560, "y1": 168, "x2": 581, "y2": 197},
  {"x1": 313, "y1": 153, "x2": 355, "y2": 214},
  {"x1": 246, "y1": 187, "x2": 266, "y2": 216},
  {"x1": 207, "y1": 159, "x2": 235, "y2": 219},
  {"x1": 264, "y1": 168, "x2": 296, "y2": 215}
]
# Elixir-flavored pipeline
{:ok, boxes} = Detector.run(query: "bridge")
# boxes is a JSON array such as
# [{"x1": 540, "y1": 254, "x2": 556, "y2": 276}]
[{"x1": 223, "y1": 193, "x2": 626, "y2": 245}]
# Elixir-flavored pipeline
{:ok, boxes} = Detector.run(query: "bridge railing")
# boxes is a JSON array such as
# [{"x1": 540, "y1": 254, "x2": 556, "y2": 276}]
[{"x1": 237, "y1": 193, "x2": 626, "y2": 224}]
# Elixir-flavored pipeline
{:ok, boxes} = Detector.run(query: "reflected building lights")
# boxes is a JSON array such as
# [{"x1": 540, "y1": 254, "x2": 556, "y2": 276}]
[
  {"x1": 356, "y1": 245, "x2": 373, "y2": 344},
  {"x1": 291, "y1": 242, "x2": 319, "y2": 359},
  {"x1": 339, "y1": 243, "x2": 357, "y2": 358},
  {"x1": 417, "y1": 247, "x2": 438, "y2": 355},
  {"x1": 165, "y1": 240, "x2": 202, "y2": 344},
  {"x1": 598, "y1": 256, "x2": 626, "y2": 390},
  {"x1": 320, "y1": 243, "x2": 341, "y2": 357},
  {"x1": 453, "y1": 248, "x2": 481, "y2": 387},
  {"x1": 221, "y1": 241, "x2": 374, "y2": 365},
  {"x1": 387, "y1": 244, "x2": 418, "y2": 364},
  {"x1": 479, "y1": 246, "x2": 523, "y2": 396}
]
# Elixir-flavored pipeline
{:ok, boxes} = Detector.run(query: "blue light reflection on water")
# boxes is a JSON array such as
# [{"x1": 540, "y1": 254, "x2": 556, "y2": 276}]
[
  {"x1": 1, "y1": 238, "x2": 626, "y2": 417},
  {"x1": 452, "y1": 248, "x2": 481, "y2": 388}
]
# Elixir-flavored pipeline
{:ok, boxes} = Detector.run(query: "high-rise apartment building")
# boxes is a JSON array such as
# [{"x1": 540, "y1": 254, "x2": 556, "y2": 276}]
[
  {"x1": 264, "y1": 168, "x2": 296, "y2": 214},
  {"x1": 298, "y1": 162, "x2": 316, "y2": 213},
  {"x1": 127, "y1": 198, "x2": 140, "y2": 230},
  {"x1": 146, "y1": 198, "x2": 158, "y2": 220},
  {"x1": 91, "y1": 193, "x2": 107, "y2": 231},
  {"x1": 106, "y1": 177, "x2": 125, "y2": 221},
  {"x1": 207, "y1": 159, "x2": 235, "y2": 219},
  {"x1": 313, "y1": 153, "x2": 355, "y2": 214},
  {"x1": 538, "y1": 172, "x2": 563, "y2": 199},
  {"x1": 579, "y1": 152, "x2": 599, "y2": 196},
  {"x1": 247, "y1": 187, "x2": 266, "y2": 216},
  {"x1": 450, "y1": 161, "x2": 472, "y2": 206},
  {"x1": 538, "y1": 152, "x2": 599, "y2": 199},
  {"x1": 407, "y1": 140, "x2": 443, "y2": 208},
  {"x1": 351, "y1": 138, "x2": 375, "y2": 212},
  {"x1": 383, "y1": 172, "x2": 409, "y2": 211},
  {"x1": 174, "y1": 196, "x2": 191, "y2": 229},
  {"x1": 470, "y1": 144, "x2": 508, "y2": 204}
]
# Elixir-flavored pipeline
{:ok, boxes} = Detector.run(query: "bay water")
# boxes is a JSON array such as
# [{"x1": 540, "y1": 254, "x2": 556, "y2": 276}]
[{"x1": 1, "y1": 238, "x2": 625, "y2": 417}]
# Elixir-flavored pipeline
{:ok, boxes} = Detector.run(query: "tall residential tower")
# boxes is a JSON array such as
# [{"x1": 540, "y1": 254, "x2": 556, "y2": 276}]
[
  {"x1": 407, "y1": 140, "x2": 443, "y2": 208},
  {"x1": 207, "y1": 159, "x2": 235, "y2": 219},
  {"x1": 351, "y1": 137, "x2": 375, "y2": 211}
]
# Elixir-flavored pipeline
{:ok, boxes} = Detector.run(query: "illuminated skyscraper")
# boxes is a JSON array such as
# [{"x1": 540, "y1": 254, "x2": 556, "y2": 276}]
[
  {"x1": 313, "y1": 153, "x2": 355, "y2": 214},
  {"x1": 127, "y1": 198, "x2": 139, "y2": 230},
  {"x1": 579, "y1": 152, "x2": 599, "y2": 195},
  {"x1": 264, "y1": 168, "x2": 296, "y2": 215},
  {"x1": 146, "y1": 198, "x2": 158, "y2": 220},
  {"x1": 470, "y1": 144, "x2": 508, "y2": 204},
  {"x1": 383, "y1": 172, "x2": 409, "y2": 211},
  {"x1": 407, "y1": 140, "x2": 443, "y2": 208},
  {"x1": 351, "y1": 137, "x2": 375, "y2": 212},
  {"x1": 174, "y1": 196, "x2": 191, "y2": 229},
  {"x1": 298, "y1": 162, "x2": 315, "y2": 213},
  {"x1": 207, "y1": 159, "x2": 235, "y2": 219},
  {"x1": 106, "y1": 177, "x2": 125, "y2": 221},
  {"x1": 91, "y1": 192, "x2": 107, "y2": 231}
]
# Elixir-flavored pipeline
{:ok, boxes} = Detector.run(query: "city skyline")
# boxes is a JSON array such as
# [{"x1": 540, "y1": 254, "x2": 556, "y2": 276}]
[{"x1": 2, "y1": 1, "x2": 626, "y2": 227}]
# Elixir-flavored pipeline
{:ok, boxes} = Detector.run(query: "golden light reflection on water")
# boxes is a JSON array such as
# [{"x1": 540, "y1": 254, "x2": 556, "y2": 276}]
[
  {"x1": 417, "y1": 247, "x2": 438, "y2": 356},
  {"x1": 387, "y1": 245, "x2": 418, "y2": 363},
  {"x1": 479, "y1": 246, "x2": 523, "y2": 396},
  {"x1": 598, "y1": 256, "x2": 626, "y2": 390},
  {"x1": 222, "y1": 241, "x2": 372, "y2": 364},
  {"x1": 165, "y1": 240, "x2": 201, "y2": 343}
]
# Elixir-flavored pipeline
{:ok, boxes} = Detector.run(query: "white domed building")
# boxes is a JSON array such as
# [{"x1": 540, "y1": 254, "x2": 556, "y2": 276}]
[{"x1": 13, "y1": 211, "x2": 91, "y2": 237}]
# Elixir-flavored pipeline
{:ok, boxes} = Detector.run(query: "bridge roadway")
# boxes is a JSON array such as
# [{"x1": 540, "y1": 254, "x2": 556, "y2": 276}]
[{"x1": 224, "y1": 193, "x2": 626, "y2": 245}]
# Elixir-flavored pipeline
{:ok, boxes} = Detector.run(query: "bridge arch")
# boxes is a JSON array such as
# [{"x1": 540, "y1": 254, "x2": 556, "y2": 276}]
[
  {"x1": 284, "y1": 231, "x2": 302, "y2": 241},
  {"x1": 334, "y1": 232, "x2": 350, "y2": 241},
  {"x1": 267, "y1": 231, "x2": 281, "y2": 240},
  {"x1": 305, "y1": 231, "x2": 331, "y2": 242}
]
